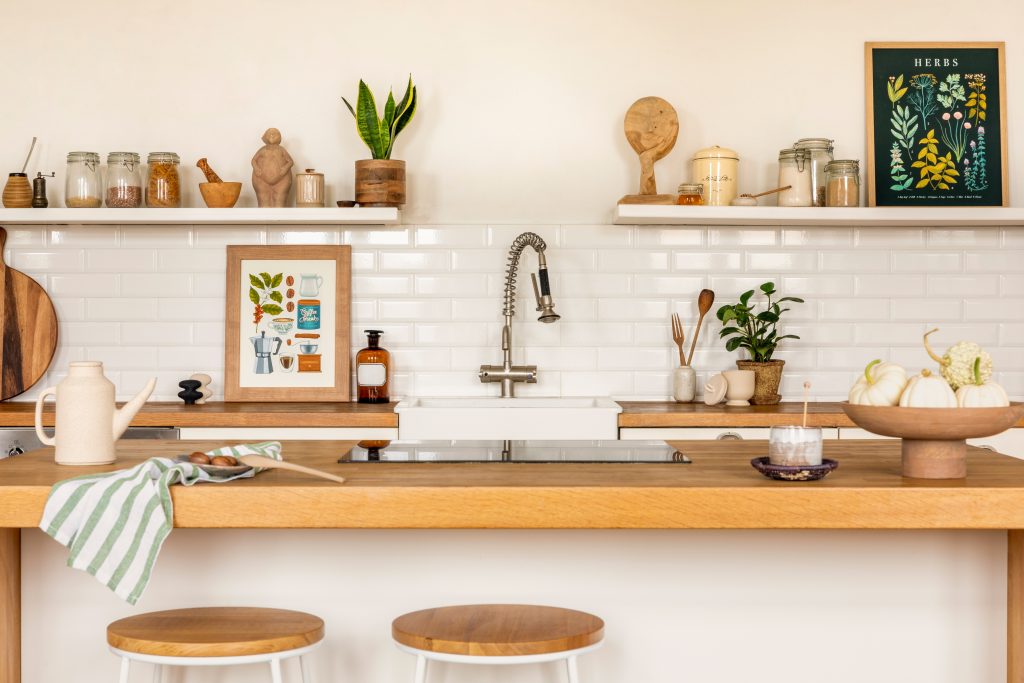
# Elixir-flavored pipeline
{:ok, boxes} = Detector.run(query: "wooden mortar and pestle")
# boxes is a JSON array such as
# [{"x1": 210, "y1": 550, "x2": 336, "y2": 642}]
[{"x1": 197, "y1": 158, "x2": 242, "y2": 208}]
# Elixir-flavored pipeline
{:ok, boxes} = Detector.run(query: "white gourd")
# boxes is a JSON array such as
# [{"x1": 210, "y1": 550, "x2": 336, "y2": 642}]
[
  {"x1": 956, "y1": 357, "x2": 1011, "y2": 407},
  {"x1": 899, "y1": 369, "x2": 957, "y2": 408},
  {"x1": 848, "y1": 359, "x2": 908, "y2": 406}
]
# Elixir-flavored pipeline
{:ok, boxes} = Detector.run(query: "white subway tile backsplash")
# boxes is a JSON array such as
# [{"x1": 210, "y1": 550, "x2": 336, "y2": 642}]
[{"x1": 8, "y1": 222, "x2": 1024, "y2": 401}]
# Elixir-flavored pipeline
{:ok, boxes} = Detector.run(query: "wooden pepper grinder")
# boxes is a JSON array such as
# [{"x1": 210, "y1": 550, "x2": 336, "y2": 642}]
[{"x1": 32, "y1": 172, "x2": 55, "y2": 208}]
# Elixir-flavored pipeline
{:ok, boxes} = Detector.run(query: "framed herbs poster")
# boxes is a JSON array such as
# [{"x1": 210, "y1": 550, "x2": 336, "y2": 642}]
[
  {"x1": 224, "y1": 245, "x2": 351, "y2": 402},
  {"x1": 865, "y1": 42, "x2": 1007, "y2": 207}
]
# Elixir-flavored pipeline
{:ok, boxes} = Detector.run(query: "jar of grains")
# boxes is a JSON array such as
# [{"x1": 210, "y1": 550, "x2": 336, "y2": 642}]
[
  {"x1": 777, "y1": 149, "x2": 813, "y2": 207},
  {"x1": 105, "y1": 152, "x2": 143, "y2": 208},
  {"x1": 146, "y1": 152, "x2": 181, "y2": 207},
  {"x1": 676, "y1": 183, "x2": 704, "y2": 206},
  {"x1": 792, "y1": 138, "x2": 834, "y2": 206},
  {"x1": 825, "y1": 159, "x2": 860, "y2": 207},
  {"x1": 64, "y1": 151, "x2": 102, "y2": 208}
]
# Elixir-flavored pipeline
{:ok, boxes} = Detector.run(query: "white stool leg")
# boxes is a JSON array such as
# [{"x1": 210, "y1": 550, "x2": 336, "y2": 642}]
[
  {"x1": 270, "y1": 656, "x2": 284, "y2": 683},
  {"x1": 151, "y1": 663, "x2": 162, "y2": 683},
  {"x1": 413, "y1": 654, "x2": 428, "y2": 683},
  {"x1": 118, "y1": 658, "x2": 131, "y2": 683},
  {"x1": 566, "y1": 655, "x2": 580, "y2": 683},
  {"x1": 300, "y1": 655, "x2": 313, "y2": 683}
]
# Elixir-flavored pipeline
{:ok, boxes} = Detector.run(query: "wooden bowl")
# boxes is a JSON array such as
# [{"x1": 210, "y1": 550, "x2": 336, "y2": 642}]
[
  {"x1": 199, "y1": 181, "x2": 242, "y2": 208},
  {"x1": 841, "y1": 402, "x2": 1024, "y2": 479}
]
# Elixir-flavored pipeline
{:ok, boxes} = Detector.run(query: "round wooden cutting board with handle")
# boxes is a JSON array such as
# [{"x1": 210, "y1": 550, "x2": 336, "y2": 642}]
[{"x1": 0, "y1": 227, "x2": 58, "y2": 400}]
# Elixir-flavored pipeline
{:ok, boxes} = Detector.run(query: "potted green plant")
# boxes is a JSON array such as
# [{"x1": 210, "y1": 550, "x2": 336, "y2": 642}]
[
  {"x1": 342, "y1": 75, "x2": 418, "y2": 207},
  {"x1": 716, "y1": 282, "x2": 804, "y2": 405}
]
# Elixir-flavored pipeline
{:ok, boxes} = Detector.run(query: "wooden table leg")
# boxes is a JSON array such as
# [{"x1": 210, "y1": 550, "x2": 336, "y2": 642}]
[
  {"x1": 0, "y1": 529, "x2": 19, "y2": 683},
  {"x1": 1010, "y1": 531, "x2": 1024, "y2": 683}
]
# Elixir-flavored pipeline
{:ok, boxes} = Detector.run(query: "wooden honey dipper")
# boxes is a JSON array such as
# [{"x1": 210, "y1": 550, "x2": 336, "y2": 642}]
[{"x1": 196, "y1": 158, "x2": 223, "y2": 184}]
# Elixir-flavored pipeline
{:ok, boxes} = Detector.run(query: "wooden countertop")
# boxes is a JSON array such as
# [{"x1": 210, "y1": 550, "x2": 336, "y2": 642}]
[
  {"x1": 0, "y1": 401, "x2": 398, "y2": 428},
  {"x1": 4, "y1": 439, "x2": 1024, "y2": 529},
  {"x1": 618, "y1": 401, "x2": 1024, "y2": 428}
]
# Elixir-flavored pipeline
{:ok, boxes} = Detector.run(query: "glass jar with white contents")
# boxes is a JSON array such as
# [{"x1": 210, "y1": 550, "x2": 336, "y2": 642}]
[
  {"x1": 777, "y1": 149, "x2": 812, "y2": 207},
  {"x1": 793, "y1": 137, "x2": 834, "y2": 207}
]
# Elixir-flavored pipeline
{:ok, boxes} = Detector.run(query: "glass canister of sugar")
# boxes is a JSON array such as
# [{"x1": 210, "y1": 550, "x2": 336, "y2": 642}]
[
  {"x1": 777, "y1": 148, "x2": 813, "y2": 207},
  {"x1": 793, "y1": 137, "x2": 834, "y2": 207},
  {"x1": 825, "y1": 159, "x2": 860, "y2": 207},
  {"x1": 691, "y1": 146, "x2": 738, "y2": 206}
]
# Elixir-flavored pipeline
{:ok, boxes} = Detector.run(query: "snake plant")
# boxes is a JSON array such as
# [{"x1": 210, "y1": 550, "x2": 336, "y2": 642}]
[{"x1": 342, "y1": 75, "x2": 417, "y2": 160}]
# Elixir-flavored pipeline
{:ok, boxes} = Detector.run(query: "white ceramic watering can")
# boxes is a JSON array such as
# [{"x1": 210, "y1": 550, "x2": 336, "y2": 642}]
[{"x1": 34, "y1": 361, "x2": 157, "y2": 465}]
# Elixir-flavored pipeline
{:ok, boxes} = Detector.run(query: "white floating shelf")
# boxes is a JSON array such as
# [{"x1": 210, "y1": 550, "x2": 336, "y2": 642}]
[
  {"x1": 0, "y1": 207, "x2": 400, "y2": 226},
  {"x1": 614, "y1": 205, "x2": 1024, "y2": 227}
]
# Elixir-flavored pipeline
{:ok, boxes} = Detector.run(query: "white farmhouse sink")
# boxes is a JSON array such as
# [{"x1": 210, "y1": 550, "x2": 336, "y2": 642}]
[{"x1": 395, "y1": 397, "x2": 622, "y2": 440}]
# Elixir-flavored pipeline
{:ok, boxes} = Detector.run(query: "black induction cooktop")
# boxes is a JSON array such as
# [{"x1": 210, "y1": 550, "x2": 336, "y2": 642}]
[{"x1": 338, "y1": 440, "x2": 691, "y2": 463}]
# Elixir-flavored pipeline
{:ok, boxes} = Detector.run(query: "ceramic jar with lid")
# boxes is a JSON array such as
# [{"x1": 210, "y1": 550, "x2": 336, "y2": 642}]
[
  {"x1": 825, "y1": 159, "x2": 860, "y2": 207},
  {"x1": 691, "y1": 146, "x2": 738, "y2": 206},
  {"x1": 793, "y1": 138, "x2": 834, "y2": 207},
  {"x1": 105, "y1": 152, "x2": 143, "y2": 208},
  {"x1": 146, "y1": 152, "x2": 181, "y2": 208},
  {"x1": 65, "y1": 152, "x2": 102, "y2": 208},
  {"x1": 777, "y1": 148, "x2": 813, "y2": 207},
  {"x1": 295, "y1": 168, "x2": 325, "y2": 207}
]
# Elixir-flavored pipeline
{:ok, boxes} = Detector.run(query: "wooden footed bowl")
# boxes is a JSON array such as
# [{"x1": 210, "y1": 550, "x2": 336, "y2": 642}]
[
  {"x1": 841, "y1": 402, "x2": 1024, "y2": 479},
  {"x1": 199, "y1": 181, "x2": 242, "y2": 208}
]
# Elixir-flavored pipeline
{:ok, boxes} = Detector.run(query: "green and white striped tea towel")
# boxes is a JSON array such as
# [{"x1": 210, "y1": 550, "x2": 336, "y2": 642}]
[{"x1": 38, "y1": 441, "x2": 282, "y2": 605}]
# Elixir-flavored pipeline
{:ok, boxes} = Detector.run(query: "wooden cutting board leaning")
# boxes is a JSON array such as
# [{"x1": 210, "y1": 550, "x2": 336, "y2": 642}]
[{"x1": 0, "y1": 226, "x2": 58, "y2": 400}]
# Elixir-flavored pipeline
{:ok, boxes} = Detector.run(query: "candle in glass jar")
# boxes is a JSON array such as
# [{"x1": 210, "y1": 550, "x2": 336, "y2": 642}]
[{"x1": 768, "y1": 426, "x2": 823, "y2": 466}]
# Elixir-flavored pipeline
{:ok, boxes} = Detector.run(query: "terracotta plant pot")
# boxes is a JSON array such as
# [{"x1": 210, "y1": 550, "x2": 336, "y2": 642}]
[
  {"x1": 355, "y1": 159, "x2": 405, "y2": 207},
  {"x1": 735, "y1": 359, "x2": 785, "y2": 405}
]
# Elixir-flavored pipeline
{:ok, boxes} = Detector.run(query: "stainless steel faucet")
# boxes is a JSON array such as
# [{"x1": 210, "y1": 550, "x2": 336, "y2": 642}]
[{"x1": 479, "y1": 232, "x2": 560, "y2": 397}]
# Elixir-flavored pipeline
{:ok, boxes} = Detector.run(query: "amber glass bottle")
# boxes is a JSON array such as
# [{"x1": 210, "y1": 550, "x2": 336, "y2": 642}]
[{"x1": 356, "y1": 330, "x2": 390, "y2": 403}]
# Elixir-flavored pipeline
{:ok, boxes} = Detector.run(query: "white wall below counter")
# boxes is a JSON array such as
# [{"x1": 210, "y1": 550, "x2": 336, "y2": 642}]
[{"x1": 22, "y1": 528, "x2": 1005, "y2": 683}]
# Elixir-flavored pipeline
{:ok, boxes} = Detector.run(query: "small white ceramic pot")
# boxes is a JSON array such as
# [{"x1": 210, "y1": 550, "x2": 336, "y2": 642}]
[
  {"x1": 673, "y1": 366, "x2": 696, "y2": 403},
  {"x1": 722, "y1": 369, "x2": 755, "y2": 406}
]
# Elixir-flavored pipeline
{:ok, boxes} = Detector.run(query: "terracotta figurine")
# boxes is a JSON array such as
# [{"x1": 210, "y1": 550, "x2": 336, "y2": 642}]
[{"x1": 251, "y1": 128, "x2": 294, "y2": 207}]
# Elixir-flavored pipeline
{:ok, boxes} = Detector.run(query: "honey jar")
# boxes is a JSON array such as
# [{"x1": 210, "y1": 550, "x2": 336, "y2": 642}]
[{"x1": 676, "y1": 183, "x2": 704, "y2": 206}]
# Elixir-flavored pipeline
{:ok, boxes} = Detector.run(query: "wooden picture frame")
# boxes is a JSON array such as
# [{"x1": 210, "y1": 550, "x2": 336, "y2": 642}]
[
  {"x1": 865, "y1": 41, "x2": 1008, "y2": 207},
  {"x1": 224, "y1": 245, "x2": 351, "y2": 402}
]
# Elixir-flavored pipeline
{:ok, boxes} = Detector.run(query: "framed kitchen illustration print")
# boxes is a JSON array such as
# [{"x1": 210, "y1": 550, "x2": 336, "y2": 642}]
[
  {"x1": 224, "y1": 245, "x2": 351, "y2": 402},
  {"x1": 865, "y1": 42, "x2": 1007, "y2": 207}
]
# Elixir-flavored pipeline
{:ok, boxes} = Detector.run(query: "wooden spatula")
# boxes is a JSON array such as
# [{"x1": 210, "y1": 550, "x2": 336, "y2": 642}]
[{"x1": 236, "y1": 454, "x2": 346, "y2": 484}]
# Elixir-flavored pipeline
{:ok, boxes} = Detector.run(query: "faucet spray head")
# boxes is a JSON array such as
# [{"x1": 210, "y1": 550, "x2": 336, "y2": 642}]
[{"x1": 531, "y1": 268, "x2": 560, "y2": 323}]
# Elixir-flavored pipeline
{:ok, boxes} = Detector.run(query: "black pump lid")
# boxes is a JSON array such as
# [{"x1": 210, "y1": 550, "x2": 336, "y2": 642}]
[{"x1": 365, "y1": 329, "x2": 383, "y2": 336}]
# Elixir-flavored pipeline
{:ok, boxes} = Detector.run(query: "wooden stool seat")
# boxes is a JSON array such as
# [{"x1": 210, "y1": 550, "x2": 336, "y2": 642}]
[
  {"x1": 107, "y1": 607, "x2": 324, "y2": 658},
  {"x1": 392, "y1": 604, "x2": 604, "y2": 657}
]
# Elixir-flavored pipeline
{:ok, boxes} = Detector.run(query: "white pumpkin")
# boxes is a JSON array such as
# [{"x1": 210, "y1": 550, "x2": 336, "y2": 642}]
[
  {"x1": 899, "y1": 369, "x2": 957, "y2": 408},
  {"x1": 956, "y1": 357, "x2": 1010, "y2": 407},
  {"x1": 848, "y1": 359, "x2": 908, "y2": 406}
]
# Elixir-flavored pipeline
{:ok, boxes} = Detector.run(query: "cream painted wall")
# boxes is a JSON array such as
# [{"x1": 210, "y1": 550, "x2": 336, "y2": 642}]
[{"x1": 0, "y1": 0, "x2": 1018, "y2": 223}]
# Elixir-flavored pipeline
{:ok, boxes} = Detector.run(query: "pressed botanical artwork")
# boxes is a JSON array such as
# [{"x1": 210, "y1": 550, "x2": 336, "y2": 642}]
[
  {"x1": 865, "y1": 42, "x2": 1007, "y2": 206},
  {"x1": 224, "y1": 245, "x2": 351, "y2": 402}
]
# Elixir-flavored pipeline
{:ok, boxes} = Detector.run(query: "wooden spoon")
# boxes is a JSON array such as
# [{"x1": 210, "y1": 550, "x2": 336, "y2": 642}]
[
  {"x1": 235, "y1": 454, "x2": 346, "y2": 484},
  {"x1": 686, "y1": 289, "x2": 715, "y2": 366}
]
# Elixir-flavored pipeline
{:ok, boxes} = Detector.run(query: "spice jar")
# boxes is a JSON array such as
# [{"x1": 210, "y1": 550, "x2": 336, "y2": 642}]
[
  {"x1": 825, "y1": 159, "x2": 860, "y2": 207},
  {"x1": 65, "y1": 151, "x2": 102, "y2": 208},
  {"x1": 146, "y1": 152, "x2": 181, "y2": 208},
  {"x1": 295, "y1": 168, "x2": 325, "y2": 207},
  {"x1": 676, "y1": 183, "x2": 704, "y2": 206},
  {"x1": 105, "y1": 152, "x2": 143, "y2": 208},
  {"x1": 691, "y1": 146, "x2": 738, "y2": 206},
  {"x1": 793, "y1": 138, "x2": 834, "y2": 207},
  {"x1": 777, "y1": 149, "x2": 813, "y2": 207}
]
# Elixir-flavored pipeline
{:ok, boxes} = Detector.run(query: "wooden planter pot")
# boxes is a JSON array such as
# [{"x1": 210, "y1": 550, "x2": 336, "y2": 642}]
[
  {"x1": 735, "y1": 359, "x2": 785, "y2": 405},
  {"x1": 355, "y1": 159, "x2": 406, "y2": 207}
]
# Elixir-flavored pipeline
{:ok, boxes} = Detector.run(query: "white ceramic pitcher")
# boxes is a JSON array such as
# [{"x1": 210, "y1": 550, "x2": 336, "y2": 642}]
[{"x1": 34, "y1": 362, "x2": 157, "y2": 465}]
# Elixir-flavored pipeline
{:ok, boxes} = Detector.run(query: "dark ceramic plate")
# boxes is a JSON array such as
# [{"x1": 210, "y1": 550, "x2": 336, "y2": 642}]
[
  {"x1": 750, "y1": 457, "x2": 838, "y2": 482},
  {"x1": 174, "y1": 454, "x2": 252, "y2": 478}
]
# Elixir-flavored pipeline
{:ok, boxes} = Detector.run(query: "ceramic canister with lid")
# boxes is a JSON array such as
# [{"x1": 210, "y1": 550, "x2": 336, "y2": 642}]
[
  {"x1": 691, "y1": 146, "x2": 738, "y2": 206},
  {"x1": 295, "y1": 168, "x2": 325, "y2": 207},
  {"x1": 793, "y1": 138, "x2": 834, "y2": 207}
]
